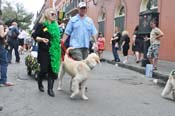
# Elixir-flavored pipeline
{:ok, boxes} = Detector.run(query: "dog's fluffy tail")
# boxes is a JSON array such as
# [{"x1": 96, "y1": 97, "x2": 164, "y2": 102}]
[
  {"x1": 64, "y1": 47, "x2": 74, "y2": 61},
  {"x1": 66, "y1": 47, "x2": 74, "y2": 54}
]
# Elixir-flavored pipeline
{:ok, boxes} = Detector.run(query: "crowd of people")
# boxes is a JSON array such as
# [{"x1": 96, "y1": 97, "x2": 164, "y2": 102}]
[
  {"x1": 109, "y1": 20, "x2": 164, "y2": 69},
  {"x1": 0, "y1": 2, "x2": 164, "y2": 87},
  {"x1": 0, "y1": 13, "x2": 33, "y2": 91},
  {"x1": 0, "y1": 1, "x2": 164, "y2": 110}
]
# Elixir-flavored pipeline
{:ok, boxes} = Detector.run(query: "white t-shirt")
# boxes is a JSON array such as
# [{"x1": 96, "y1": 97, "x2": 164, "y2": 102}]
[
  {"x1": 18, "y1": 30, "x2": 29, "y2": 40},
  {"x1": 150, "y1": 27, "x2": 162, "y2": 45}
]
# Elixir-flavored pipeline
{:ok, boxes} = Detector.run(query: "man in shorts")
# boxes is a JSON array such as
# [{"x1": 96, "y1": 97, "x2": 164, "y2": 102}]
[
  {"x1": 147, "y1": 20, "x2": 164, "y2": 70},
  {"x1": 61, "y1": 2, "x2": 97, "y2": 61}
]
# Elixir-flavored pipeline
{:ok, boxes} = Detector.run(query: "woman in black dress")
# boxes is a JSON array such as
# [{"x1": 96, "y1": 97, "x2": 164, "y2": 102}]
[
  {"x1": 121, "y1": 31, "x2": 130, "y2": 64},
  {"x1": 32, "y1": 8, "x2": 61, "y2": 97},
  {"x1": 132, "y1": 25, "x2": 144, "y2": 63}
]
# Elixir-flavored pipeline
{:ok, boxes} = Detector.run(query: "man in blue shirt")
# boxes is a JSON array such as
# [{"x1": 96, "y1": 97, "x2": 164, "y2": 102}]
[
  {"x1": 62, "y1": 2, "x2": 97, "y2": 60},
  {"x1": 7, "y1": 22, "x2": 20, "y2": 63}
]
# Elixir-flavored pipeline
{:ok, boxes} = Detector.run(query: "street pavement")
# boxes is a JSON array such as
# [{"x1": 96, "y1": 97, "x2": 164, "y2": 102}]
[
  {"x1": 103, "y1": 51, "x2": 175, "y2": 81},
  {"x1": 0, "y1": 52, "x2": 175, "y2": 116}
]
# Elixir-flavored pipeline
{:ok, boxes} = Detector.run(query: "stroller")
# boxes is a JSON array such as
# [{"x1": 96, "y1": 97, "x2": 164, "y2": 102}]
[{"x1": 25, "y1": 42, "x2": 40, "y2": 80}]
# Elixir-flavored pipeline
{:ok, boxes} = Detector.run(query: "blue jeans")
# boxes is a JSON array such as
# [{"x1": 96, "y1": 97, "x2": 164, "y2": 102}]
[
  {"x1": 0, "y1": 45, "x2": 8, "y2": 84},
  {"x1": 8, "y1": 39, "x2": 20, "y2": 62},
  {"x1": 112, "y1": 45, "x2": 120, "y2": 62}
]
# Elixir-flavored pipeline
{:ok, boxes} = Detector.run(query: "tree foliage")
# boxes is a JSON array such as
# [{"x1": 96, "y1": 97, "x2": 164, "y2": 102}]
[{"x1": 2, "y1": 1, "x2": 34, "y2": 29}]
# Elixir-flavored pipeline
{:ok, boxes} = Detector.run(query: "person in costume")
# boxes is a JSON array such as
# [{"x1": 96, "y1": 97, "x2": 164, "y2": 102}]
[{"x1": 32, "y1": 8, "x2": 61, "y2": 97}]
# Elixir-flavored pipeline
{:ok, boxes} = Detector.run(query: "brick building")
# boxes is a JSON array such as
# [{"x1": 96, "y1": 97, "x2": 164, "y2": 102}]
[{"x1": 54, "y1": 0, "x2": 175, "y2": 61}]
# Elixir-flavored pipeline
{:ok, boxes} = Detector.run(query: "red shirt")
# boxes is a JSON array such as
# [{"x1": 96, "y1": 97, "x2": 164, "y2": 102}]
[{"x1": 97, "y1": 37, "x2": 105, "y2": 50}]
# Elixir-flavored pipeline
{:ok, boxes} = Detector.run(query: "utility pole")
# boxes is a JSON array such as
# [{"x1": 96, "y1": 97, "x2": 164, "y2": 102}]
[{"x1": 0, "y1": 0, "x2": 2, "y2": 19}]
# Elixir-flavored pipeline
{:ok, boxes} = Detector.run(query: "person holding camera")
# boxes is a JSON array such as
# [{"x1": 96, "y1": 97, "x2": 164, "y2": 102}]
[{"x1": 0, "y1": 19, "x2": 14, "y2": 86}]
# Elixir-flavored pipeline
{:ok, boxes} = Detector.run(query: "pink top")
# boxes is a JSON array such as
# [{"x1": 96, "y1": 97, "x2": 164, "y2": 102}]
[{"x1": 97, "y1": 37, "x2": 105, "y2": 50}]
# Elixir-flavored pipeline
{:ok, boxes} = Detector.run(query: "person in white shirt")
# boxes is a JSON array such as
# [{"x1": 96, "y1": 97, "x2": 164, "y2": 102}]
[
  {"x1": 146, "y1": 20, "x2": 164, "y2": 70},
  {"x1": 18, "y1": 30, "x2": 29, "y2": 53}
]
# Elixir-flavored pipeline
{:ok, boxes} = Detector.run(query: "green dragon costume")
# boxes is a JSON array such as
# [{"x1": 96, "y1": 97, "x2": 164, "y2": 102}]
[{"x1": 44, "y1": 21, "x2": 61, "y2": 74}]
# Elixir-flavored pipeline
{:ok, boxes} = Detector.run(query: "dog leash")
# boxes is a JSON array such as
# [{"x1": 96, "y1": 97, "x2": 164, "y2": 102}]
[{"x1": 61, "y1": 40, "x2": 74, "y2": 61}]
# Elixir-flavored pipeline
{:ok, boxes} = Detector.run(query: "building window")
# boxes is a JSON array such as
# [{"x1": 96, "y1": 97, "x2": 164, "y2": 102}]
[
  {"x1": 98, "y1": 6, "x2": 106, "y2": 35},
  {"x1": 150, "y1": 0, "x2": 158, "y2": 9},
  {"x1": 78, "y1": 0, "x2": 83, "y2": 3},
  {"x1": 114, "y1": 5, "x2": 125, "y2": 32},
  {"x1": 140, "y1": 0, "x2": 158, "y2": 12},
  {"x1": 115, "y1": 5, "x2": 125, "y2": 17},
  {"x1": 98, "y1": 6, "x2": 106, "y2": 21},
  {"x1": 119, "y1": 6, "x2": 125, "y2": 16}
]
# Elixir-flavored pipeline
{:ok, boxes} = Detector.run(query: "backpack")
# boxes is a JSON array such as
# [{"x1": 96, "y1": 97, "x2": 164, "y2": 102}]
[
  {"x1": 8, "y1": 28, "x2": 18, "y2": 39},
  {"x1": 141, "y1": 58, "x2": 150, "y2": 67}
]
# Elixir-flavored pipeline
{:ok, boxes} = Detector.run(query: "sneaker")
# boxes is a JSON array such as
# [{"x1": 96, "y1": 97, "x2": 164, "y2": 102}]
[
  {"x1": 153, "y1": 67, "x2": 158, "y2": 70},
  {"x1": 0, "y1": 106, "x2": 3, "y2": 111},
  {"x1": 136, "y1": 60, "x2": 139, "y2": 63},
  {"x1": 123, "y1": 60, "x2": 127, "y2": 64},
  {"x1": 16, "y1": 60, "x2": 20, "y2": 63},
  {"x1": 115, "y1": 59, "x2": 120, "y2": 62},
  {"x1": 0, "y1": 84, "x2": 5, "y2": 87},
  {"x1": 3, "y1": 82, "x2": 14, "y2": 86}
]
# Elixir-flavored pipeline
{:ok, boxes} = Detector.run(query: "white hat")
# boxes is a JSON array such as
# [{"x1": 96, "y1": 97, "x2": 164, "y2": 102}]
[{"x1": 78, "y1": 2, "x2": 87, "y2": 8}]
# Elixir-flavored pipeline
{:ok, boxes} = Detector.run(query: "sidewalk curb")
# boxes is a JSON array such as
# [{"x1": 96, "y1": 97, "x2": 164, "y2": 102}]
[{"x1": 104, "y1": 58, "x2": 169, "y2": 82}]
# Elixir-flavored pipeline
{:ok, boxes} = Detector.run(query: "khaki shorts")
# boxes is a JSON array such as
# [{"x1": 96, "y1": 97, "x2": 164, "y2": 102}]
[
  {"x1": 70, "y1": 48, "x2": 88, "y2": 61},
  {"x1": 147, "y1": 44, "x2": 160, "y2": 59}
]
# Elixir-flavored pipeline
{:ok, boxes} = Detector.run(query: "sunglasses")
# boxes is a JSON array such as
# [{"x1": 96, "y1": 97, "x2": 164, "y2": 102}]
[{"x1": 50, "y1": 13, "x2": 56, "y2": 16}]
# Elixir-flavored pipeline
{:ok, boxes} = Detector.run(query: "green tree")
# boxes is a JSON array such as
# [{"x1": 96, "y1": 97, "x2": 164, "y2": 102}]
[{"x1": 2, "y1": 1, "x2": 34, "y2": 29}]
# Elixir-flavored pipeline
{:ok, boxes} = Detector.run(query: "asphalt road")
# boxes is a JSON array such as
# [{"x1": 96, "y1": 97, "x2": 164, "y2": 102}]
[{"x1": 0, "y1": 53, "x2": 175, "y2": 116}]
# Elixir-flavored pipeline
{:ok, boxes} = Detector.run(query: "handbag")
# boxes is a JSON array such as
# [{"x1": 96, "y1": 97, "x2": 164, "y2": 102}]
[{"x1": 32, "y1": 41, "x2": 38, "y2": 52}]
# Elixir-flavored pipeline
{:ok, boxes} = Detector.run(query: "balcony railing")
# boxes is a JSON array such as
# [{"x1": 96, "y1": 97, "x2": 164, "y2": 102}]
[{"x1": 64, "y1": 0, "x2": 78, "y2": 13}]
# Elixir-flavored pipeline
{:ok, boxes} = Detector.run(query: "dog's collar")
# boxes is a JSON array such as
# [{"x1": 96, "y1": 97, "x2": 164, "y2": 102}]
[{"x1": 85, "y1": 62, "x2": 94, "y2": 70}]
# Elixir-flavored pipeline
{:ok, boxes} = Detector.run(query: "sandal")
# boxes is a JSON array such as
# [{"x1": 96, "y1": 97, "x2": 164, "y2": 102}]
[
  {"x1": 154, "y1": 67, "x2": 158, "y2": 70},
  {"x1": 0, "y1": 106, "x2": 3, "y2": 111},
  {"x1": 3, "y1": 82, "x2": 14, "y2": 86}
]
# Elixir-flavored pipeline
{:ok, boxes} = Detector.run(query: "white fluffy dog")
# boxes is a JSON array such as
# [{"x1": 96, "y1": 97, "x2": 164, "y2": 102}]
[
  {"x1": 161, "y1": 70, "x2": 175, "y2": 100},
  {"x1": 57, "y1": 48, "x2": 100, "y2": 100}
]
